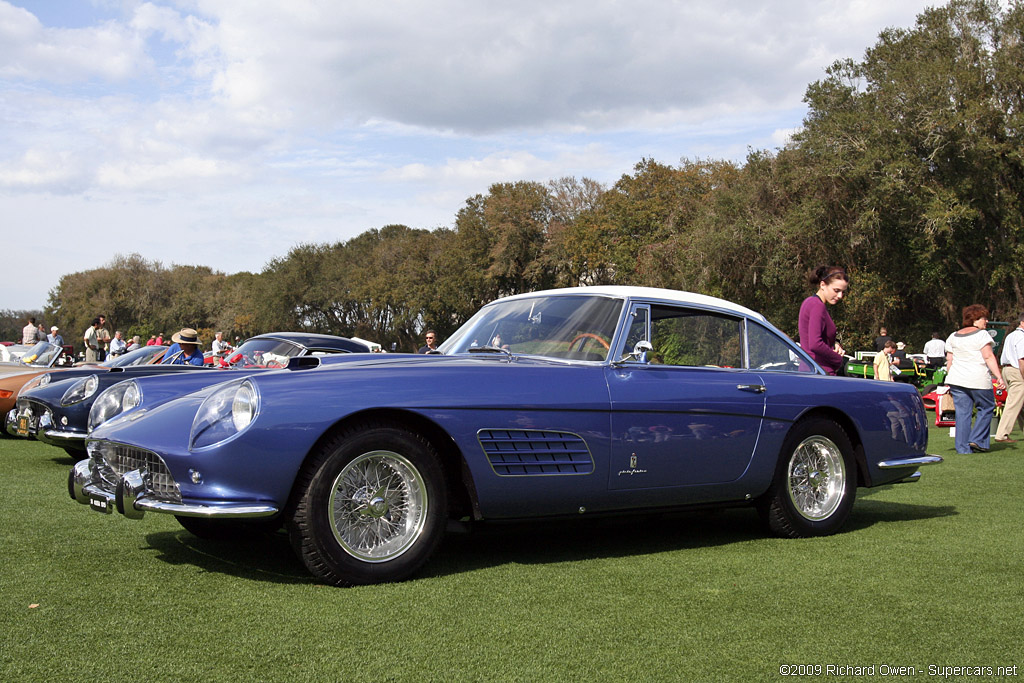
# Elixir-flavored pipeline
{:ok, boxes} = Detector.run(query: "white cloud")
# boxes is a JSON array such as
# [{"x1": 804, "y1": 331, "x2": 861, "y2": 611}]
[{"x1": 1, "y1": 0, "x2": 940, "y2": 310}]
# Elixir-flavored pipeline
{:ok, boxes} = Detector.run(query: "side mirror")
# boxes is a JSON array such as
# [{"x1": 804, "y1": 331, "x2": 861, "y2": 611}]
[{"x1": 615, "y1": 340, "x2": 652, "y2": 365}]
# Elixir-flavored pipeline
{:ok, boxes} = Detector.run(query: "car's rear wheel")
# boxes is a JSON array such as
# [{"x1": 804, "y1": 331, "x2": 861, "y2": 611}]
[
  {"x1": 759, "y1": 417, "x2": 856, "y2": 537},
  {"x1": 287, "y1": 421, "x2": 447, "y2": 586}
]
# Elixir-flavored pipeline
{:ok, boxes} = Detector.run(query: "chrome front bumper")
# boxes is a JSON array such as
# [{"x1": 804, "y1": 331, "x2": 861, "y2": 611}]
[{"x1": 68, "y1": 459, "x2": 279, "y2": 520}]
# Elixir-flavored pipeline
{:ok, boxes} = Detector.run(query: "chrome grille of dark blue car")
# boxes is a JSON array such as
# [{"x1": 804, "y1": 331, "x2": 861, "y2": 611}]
[
  {"x1": 478, "y1": 429, "x2": 594, "y2": 475},
  {"x1": 98, "y1": 444, "x2": 181, "y2": 503}
]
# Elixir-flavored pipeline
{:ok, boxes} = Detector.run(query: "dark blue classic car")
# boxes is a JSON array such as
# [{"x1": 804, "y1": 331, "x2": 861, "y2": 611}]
[
  {"x1": 12, "y1": 332, "x2": 369, "y2": 456},
  {"x1": 70, "y1": 287, "x2": 940, "y2": 586}
]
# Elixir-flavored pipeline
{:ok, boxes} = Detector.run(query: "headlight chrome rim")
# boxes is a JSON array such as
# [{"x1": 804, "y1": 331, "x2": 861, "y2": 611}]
[
  {"x1": 62, "y1": 375, "x2": 99, "y2": 406},
  {"x1": 88, "y1": 380, "x2": 143, "y2": 432},
  {"x1": 190, "y1": 379, "x2": 260, "y2": 451}
]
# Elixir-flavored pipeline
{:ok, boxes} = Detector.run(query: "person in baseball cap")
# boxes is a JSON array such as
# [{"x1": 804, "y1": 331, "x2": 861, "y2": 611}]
[
  {"x1": 162, "y1": 327, "x2": 204, "y2": 366},
  {"x1": 47, "y1": 326, "x2": 64, "y2": 346}
]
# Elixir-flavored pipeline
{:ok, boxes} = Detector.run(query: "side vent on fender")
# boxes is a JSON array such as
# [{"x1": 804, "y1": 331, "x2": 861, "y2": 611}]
[{"x1": 477, "y1": 429, "x2": 594, "y2": 476}]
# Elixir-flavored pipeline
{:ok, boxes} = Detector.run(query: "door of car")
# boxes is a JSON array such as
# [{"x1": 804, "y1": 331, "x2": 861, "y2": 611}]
[{"x1": 607, "y1": 302, "x2": 766, "y2": 489}]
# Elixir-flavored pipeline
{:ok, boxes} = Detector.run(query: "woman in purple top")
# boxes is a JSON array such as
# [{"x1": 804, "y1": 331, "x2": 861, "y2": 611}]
[{"x1": 798, "y1": 266, "x2": 848, "y2": 375}]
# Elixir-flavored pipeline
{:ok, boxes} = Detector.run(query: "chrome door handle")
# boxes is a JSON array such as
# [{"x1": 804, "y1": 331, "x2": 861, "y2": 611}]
[{"x1": 737, "y1": 384, "x2": 766, "y2": 393}]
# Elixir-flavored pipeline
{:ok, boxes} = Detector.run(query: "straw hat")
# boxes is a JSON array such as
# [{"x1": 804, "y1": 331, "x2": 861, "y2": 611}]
[{"x1": 171, "y1": 328, "x2": 199, "y2": 345}]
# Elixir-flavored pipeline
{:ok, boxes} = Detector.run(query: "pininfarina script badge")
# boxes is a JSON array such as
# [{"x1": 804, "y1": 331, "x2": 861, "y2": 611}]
[{"x1": 618, "y1": 453, "x2": 648, "y2": 476}]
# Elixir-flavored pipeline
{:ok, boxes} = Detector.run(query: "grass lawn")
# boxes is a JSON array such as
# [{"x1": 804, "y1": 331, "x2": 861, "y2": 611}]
[{"x1": 1, "y1": 424, "x2": 1021, "y2": 682}]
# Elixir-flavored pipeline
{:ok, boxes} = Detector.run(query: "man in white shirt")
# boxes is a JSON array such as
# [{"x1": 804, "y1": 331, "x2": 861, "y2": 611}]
[
  {"x1": 995, "y1": 313, "x2": 1024, "y2": 442},
  {"x1": 109, "y1": 330, "x2": 127, "y2": 356},
  {"x1": 211, "y1": 331, "x2": 231, "y2": 356},
  {"x1": 923, "y1": 331, "x2": 946, "y2": 367}
]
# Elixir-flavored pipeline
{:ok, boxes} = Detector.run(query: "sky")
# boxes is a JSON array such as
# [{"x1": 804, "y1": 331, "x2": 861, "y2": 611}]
[{"x1": 1, "y1": 0, "x2": 940, "y2": 312}]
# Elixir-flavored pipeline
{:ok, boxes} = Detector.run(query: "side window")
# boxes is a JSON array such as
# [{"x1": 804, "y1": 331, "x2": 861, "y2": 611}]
[
  {"x1": 649, "y1": 305, "x2": 743, "y2": 368},
  {"x1": 748, "y1": 322, "x2": 813, "y2": 373}
]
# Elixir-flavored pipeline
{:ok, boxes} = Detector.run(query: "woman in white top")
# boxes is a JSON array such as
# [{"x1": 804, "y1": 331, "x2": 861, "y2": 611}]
[{"x1": 945, "y1": 304, "x2": 1006, "y2": 453}]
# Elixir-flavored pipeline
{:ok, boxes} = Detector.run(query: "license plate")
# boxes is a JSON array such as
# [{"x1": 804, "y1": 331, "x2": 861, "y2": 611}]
[
  {"x1": 16, "y1": 414, "x2": 29, "y2": 436},
  {"x1": 89, "y1": 496, "x2": 113, "y2": 514}
]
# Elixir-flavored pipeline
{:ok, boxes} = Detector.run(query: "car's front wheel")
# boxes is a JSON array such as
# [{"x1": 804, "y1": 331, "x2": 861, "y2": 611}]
[
  {"x1": 288, "y1": 421, "x2": 447, "y2": 586},
  {"x1": 759, "y1": 417, "x2": 856, "y2": 537}
]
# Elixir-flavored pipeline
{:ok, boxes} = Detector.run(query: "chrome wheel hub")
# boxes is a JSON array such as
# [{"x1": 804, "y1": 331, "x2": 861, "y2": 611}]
[
  {"x1": 328, "y1": 450, "x2": 427, "y2": 562},
  {"x1": 787, "y1": 436, "x2": 846, "y2": 520}
]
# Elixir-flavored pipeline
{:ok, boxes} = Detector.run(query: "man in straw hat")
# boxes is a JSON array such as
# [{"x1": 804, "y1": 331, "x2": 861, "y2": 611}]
[{"x1": 161, "y1": 328, "x2": 205, "y2": 366}]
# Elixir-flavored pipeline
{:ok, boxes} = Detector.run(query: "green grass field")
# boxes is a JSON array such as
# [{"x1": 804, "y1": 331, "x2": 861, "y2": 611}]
[{"x1": 2, "y1": 425, "x2": 1021, "y2": 682}]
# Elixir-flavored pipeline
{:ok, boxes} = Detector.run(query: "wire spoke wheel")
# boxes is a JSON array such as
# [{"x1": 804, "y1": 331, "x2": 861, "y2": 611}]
[
  {"x1": 289, "y1": 421, "x2": 447, "y2": 586},
  {"x1": 786, "y1": 436, "x2": 846, "y2": 520},
  {"x1": 760, "y1": 417, "x2": 856, "y2": 538},
  {"x1": 328, "y1": 450, "x2": 427, "y2": 562}
]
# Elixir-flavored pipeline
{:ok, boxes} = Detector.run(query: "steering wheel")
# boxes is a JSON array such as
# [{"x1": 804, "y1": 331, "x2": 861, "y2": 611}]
[{"x1": 569, "y1": 333, "x2": 611, "y2": 351}]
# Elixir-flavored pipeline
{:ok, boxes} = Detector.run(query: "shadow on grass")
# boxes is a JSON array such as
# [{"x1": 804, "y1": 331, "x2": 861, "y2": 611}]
[
  {"x1": 143, "y1": 529, "x2": 314, "y2": 585},
  {"x1": 137, "y1": 498, "x2": 954, "y2": 585},
  {"x1": 844, "y1": 497, "x2": 957, "y2": 532}
]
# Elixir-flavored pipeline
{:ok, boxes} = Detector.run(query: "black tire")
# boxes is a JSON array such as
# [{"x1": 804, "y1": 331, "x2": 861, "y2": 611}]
[
  {"x1": 175, "y1": 515, "x2": 280, "y2": 540},
  {"x1": 64, "y1": 447, "x2": 87, "y2": 462},
  {"x1": 287, "y1": 421, "x2": 447, "y2": 587},
  {"x1": 759, "y1": 417, "x2": 856, "y2": 538}
]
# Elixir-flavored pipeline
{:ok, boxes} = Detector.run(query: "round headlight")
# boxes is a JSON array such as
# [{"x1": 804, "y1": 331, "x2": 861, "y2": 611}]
[
  {"x1": 62, "y1": 375, "x2": 99, "y2": 406},
  {"x1": 231, "y1": 382, "x2": 257, "y2": 430},
  {"x1": 21, "y1": 374, "x2": 50, "y2": 394},
  {"x1": 89, "y1": 380, "x2": 143, "y2": 432},
  {"x1": 190, "y1": 379, "x2": 260, "y2": 450}
]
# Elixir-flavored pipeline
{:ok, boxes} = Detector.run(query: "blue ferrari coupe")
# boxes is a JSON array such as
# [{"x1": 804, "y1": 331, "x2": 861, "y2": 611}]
[{"x1": 70, "y1": 287, "x2": 941, "y2": 586}]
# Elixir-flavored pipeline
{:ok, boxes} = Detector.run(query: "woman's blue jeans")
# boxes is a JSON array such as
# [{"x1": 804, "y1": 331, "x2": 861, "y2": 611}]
[{"x1": 949, "y1": 385, "x2": 995, "y2": 453}]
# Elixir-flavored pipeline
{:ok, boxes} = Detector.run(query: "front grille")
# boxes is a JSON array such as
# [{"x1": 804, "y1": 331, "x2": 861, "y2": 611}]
[
  {"x1": 97, "y1": 444, "x2": 181, "y2": 503},
  {"x1": 478, "y1": 429, "x2": 594, "y2": 476},
  {"x1": 18, "y1": 398, "x2": 48, "y2": 421}
]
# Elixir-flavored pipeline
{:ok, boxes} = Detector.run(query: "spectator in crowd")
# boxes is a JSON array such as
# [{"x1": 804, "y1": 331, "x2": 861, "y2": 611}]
[
  {"x1": 798, "y1": 265, "x2": 848, "y2": 375},
  {"x1": 146, "y1": 335, "x2": 157, "y2": 346},
  {"x1": 161, "y1": 328, "x2": 204, "y2": 366},
  {"x1": 892, "y1": 341, "x2": 909, "y2": 373},
  {"x1": 945, "y1": 304, "x2": 1005, "y2": 454},
  {"x1": 47, "y1": 326, "x2": 64, "y2": 346},
  {"x1": 418, "y1": 330, "x2": 440, "y2": 354},
  {"x1": 995, "y1": 312, "x2": 1024, "y2": 443},
  {"x1": 155, "y1": 332, "x2": 164, "y2": 345},
  {"x1": 109, "y1": 330, "x2": 127, "y2": 356},
  {"x1": 22, "y1": 317, "x2": 38, "y2": 345},
  {"x1": 873, "y1": 340, "x2": 897, "y2": 381},
  {"x1": 923, "y1": 331, "x2": 946, "y2": 368},
  {"x1": 126, "y1": 335, "x2": 142, "y2": 352},
  {"x1": 83, "y1": 318, "x2": 101, "y2": 363},
  {"x1": 97, "y1": 315, "x2": 111, "y2": 361},
  {"x1": 874, "y1": 326, "x2": 892, "y2": 351},
  {"x1": 212, "y1": 331, "x2": 232, "y2": 356},
  {"x1": 36, "y1": 323, "x2": 47, "y2": 342}
]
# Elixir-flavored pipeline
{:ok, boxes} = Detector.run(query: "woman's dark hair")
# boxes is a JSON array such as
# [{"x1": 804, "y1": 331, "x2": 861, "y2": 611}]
[
  {"x1": 808, "y1": 265, "x2": 848, "y2": 287},
  {"x1": 962, "y1": 304, "x2": 990, "y2": 328}
]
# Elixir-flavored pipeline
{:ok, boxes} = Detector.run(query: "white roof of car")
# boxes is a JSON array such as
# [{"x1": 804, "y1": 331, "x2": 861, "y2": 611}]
[{"x1": 496, "y1": 286, "x2": 767, "y2": 322}]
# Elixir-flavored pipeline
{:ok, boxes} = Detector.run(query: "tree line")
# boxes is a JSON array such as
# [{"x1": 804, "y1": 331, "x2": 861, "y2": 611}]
[{"x1": 8, "y1": 1, "x2": 1023, "y2": 355}]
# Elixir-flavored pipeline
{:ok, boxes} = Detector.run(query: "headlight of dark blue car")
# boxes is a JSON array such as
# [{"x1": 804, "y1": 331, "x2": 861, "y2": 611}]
[
  {"x1": 89, "y1": 380, "x2": 142, "y2": 432},
  {"x1": 61, "y1": 375, "x2": 99, "y2": 406},
  {"x1": 21, "y1": 373, "x2": 51, "y2": 394},
  {"x1": 190, "y1": 379, "x2": 259, "y2": 450}
]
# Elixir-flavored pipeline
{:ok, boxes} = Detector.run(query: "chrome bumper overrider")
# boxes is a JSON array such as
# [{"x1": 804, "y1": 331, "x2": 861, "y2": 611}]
[
  {"x1": 68, "y1": 459, "x2": 279, "y2": 520},
  {"x1": 878, "y1": 454, "x2": 943, "y2": 483}
]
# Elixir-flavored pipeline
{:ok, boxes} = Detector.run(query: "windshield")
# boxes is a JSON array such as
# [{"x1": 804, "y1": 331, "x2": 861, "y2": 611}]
[
  {"x1": 440, "y1": 294, "x2": 624, "y2": 362},
  {"x1": 19, "y1": 341, "x2": 63, "y2": 367},
  {"x1": 100, "y1": 345, "x2": 166, "y2": 367},
  {"x1": 220, "y1": 338, "x2": 303, "y2": 368}
]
